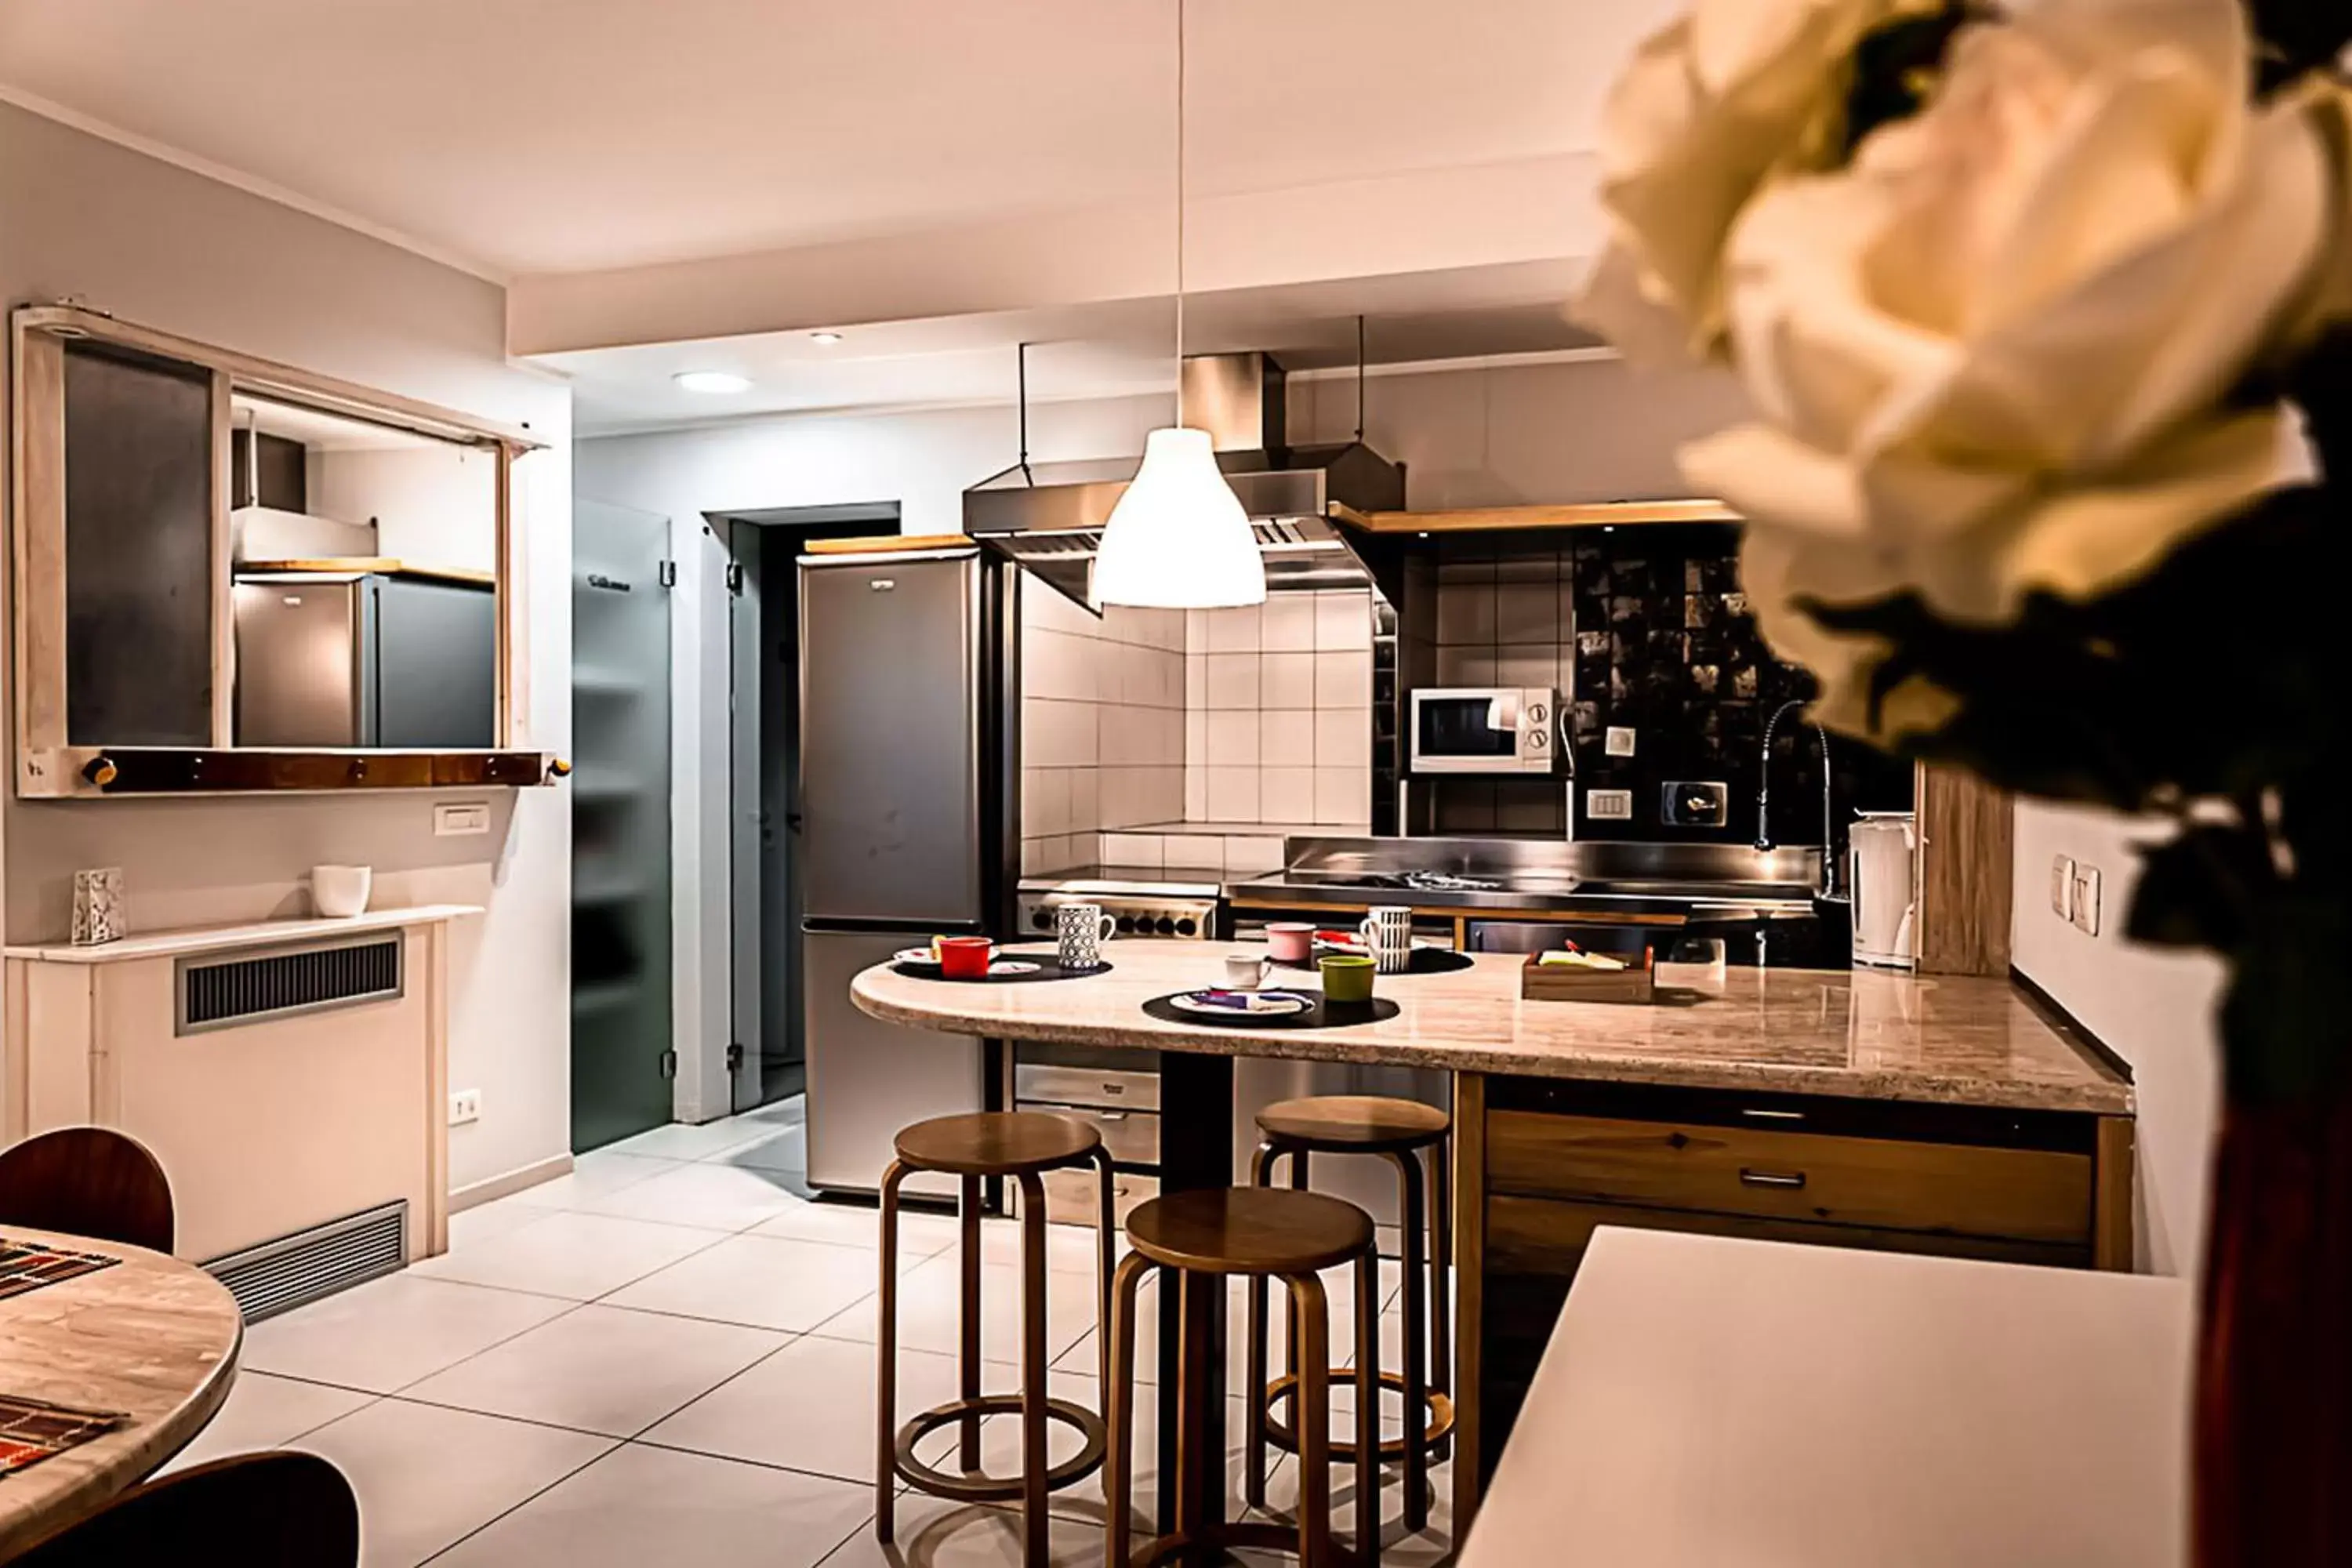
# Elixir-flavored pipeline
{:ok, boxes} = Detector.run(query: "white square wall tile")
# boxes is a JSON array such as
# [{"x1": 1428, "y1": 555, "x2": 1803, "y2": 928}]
[
  {"x1": 1147, "y1": 766, "x2": 1186, "y2": 822},
  {"x1": 1204, "y1": 652, "x2": 1259, "y2": 710},
  {"x1": 1261, "y1": 652, "x2": 1316, "y2": 710},
  {"x1": 1069, "y1": 768, "x2": 1101, "y2": 833},
  {"x1": 1224, "y1": 836, "x2": 1286, "y2": 873},
  {"x1": 1102, "y1": 833, "x2": 1163, "y2": 869},
  {"x1": 1314, "y1": 650, "x2": 1372, "y2": 710},
  {"x1": 1314, "y1": 710, "x2": 1372, "y2": 771},
  {"x1": 1098, "y1": 766, "x2": 1154, "y2": 829},
  {"x1": 1495, "y1": 579, "x2": 1560, "y2": 644},
  {"x1": 1259, "y1": 767, "x2": 1315, "y2": 823},
  {"x1": 1260, "y1": 710, "x2": 1315, "y2": 768},
  {"x1": 1185, "y1": 707, "x2": 1208, "y2": 769},
  {"x1": 1021, "y1": 768, "x2": 1071, "y2": 838},
  {"x1": 1316, "y1": 590, "x2": 1374, "y2": 650},
  {"x1": 1205, "y1": 710, "x2": 1258, "y2": 766},
  {"x1": 1315, "y1": 766, "x2": 1371, "y2": 826},
  {"x1": 1260, "y1": 595, "x2": 1317, "y2": 652},
  {"x1": 1184, "y1": 766, "x2": 1208, "y2": 821},
  {"x1": 1162, "y1": 834, "x2": 1225, "y2": 872},
  {"x1": 1021, "y1": 629, "x2": 1093, "y2": 702},
  {"x1": 1206, "y1": 766, "x2": 1260, "y2": 822},
  {"x1": 1204, "y1": 603, "x2": 1261, "y2": 652}
]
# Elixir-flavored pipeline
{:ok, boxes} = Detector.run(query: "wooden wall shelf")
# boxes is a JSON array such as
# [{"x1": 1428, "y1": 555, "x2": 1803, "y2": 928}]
[
  {"x1": 20, "y1": 748, "x2": 562, "y2": 799},
  {"x1": 1341, "y1": 499, "x2": 1741, "y2": 535}
]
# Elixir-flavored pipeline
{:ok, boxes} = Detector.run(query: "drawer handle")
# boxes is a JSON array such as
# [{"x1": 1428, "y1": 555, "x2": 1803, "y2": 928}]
[
  {"x1": 1099, "y1": 1111, "x2": 1128, "y2": 1123},
  {"x1": 1739, "y1": 1167, "x2": 1807, "y2": 1190},
  {"x1": 1740, "y1": 1108, "x2": 1805, "y2": 1122}
]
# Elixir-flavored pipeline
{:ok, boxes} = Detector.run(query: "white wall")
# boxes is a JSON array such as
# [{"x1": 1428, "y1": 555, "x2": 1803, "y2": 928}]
[
  {"x1": 309, "y1": 444, "x2": 500, "y2": 575},
  {"x1": 2011, "y1": 801, "x2": 2225, "y2": 1276},
  {"x1": 0, "y1": 100, "x2": 573, "y2": 1196}
]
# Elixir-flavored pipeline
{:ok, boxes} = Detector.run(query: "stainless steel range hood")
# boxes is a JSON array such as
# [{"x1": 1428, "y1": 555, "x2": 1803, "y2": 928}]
[{"x1": 963, "y1": 353, "x2": 1404, "y2": 608}]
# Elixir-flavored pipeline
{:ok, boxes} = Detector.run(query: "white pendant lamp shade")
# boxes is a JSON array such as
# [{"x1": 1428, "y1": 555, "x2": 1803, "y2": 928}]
[{"x1": 1092, "y1": 426, "x2": 1266, "y2": 608}]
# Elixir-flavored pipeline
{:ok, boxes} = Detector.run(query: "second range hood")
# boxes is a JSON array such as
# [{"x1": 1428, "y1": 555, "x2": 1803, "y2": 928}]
[{"x1": 964, "y1": 353, "x2": 1403, "y2": 607}]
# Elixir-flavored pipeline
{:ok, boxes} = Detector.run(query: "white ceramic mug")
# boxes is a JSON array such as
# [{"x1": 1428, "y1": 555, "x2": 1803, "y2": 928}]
[
  {"x1": 1057, "y1": 902, "x2": 1116, "y2": 970},
  {"x1": 1222, "y1": 952, "x2": 1272, "y2": 990},
  {"x1": 1359, "y1": 905, "x2": 1414, "y2": 973},
  {"x1": 312, "y1": 864, "x2": 372, "y2": 919}
]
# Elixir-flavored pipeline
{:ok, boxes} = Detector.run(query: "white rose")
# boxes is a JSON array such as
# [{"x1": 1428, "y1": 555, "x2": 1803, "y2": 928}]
[
  {"x1": 1678, "y1": 0, "x2": 2339, "y2": 738},
  {"x1": 1573, "y1": 0, "x2": 1937, "y2": 363}
]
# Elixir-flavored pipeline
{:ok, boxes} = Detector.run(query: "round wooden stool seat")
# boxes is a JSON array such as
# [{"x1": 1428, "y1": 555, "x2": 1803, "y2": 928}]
[
  {"x1": 1126, "y1": 1187, "x2": 1374, "y2": 1276},
  {"x1": 891, "y1": 1112, "x2": 1100, "y2": 1177},
  {"x1": 1255, "y1": 1094, "x2": 1449, "y2": 1153}
]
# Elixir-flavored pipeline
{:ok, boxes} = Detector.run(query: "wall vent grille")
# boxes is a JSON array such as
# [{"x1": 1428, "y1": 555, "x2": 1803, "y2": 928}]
[
  {"x1": 176, "y1": 937, "x2": 402, "y2": 1034},
  {"x1": 205, "y1": 1200, "x2": 408, "y2": 1322}
]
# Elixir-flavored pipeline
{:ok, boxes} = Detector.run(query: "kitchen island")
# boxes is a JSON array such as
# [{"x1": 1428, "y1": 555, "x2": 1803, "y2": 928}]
[{"x1": 852, "y1": 942, "x2": 2134, "y2": 1530}]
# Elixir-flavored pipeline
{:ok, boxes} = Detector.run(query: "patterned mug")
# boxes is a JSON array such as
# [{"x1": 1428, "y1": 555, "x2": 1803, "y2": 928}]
[
  {"x1": 1057, "y1": 902, "x2": 1116, "y2": 971},
  {"x1": 1358, "y1": 905, "x2": 1415, "y2": 974}
]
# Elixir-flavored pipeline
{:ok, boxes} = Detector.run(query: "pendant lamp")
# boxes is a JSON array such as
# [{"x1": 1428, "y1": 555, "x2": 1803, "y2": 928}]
[{"x1": 1093, "y1": 0, "x2": 1264, "y2": 609}]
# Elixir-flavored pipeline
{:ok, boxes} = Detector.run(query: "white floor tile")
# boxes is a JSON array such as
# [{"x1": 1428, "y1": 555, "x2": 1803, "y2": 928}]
[
  {"x1": 716, "y1": 1124, "x2": 805, "y2": 1174},
  {"x1": 604, "y1": 1233, "x2": 880, "y2": 1332},
  {"x1": 819, "y1": 1494, "x2": 1107, "y2": 1568},
  {"x1": 577, "y1": 1160, "x2": 806, "y2": 1232},
  {"x1": 643, "y1": 1330, "x2": 964, "y2": 1484},
  {"x1": 401, "y1": 1304, "x2": 787, "y2": 1437},
  {"x1": 506, "y1": 1149, "x2": 685, "y2": 1210},
  {"x1": 975, "y1": 1214, "x2": 1121, "y2": 1275},
  {"x1": 752, "y1": 1196, "x2": 962, "y2": 1260},
  {"x1": 162, "y1": 1371, "x2": 376, "y2": 1475},
  {"x1": 445, "y1": 1197, "x2": 550, "y2": 1250},
  {"x1": 410, "y1": 1209, "x2": 731, "y2": 1301},
  {"x1": 431, "y1": 1439, "x2": 873, "y2": 1568},
  {"x1": 292, "y1": 1398, "x2": 612, "y2": 1568},
  {"x1": 243, "y1": 1274, "x2": 572, "y2": 1394},
  {"x1": 1054, "y1": 1264, "x2": 1373, "y2": 1390},
  {"x1": 811, "y1": 1252, "x2": 1099, "y2": 1367},
  {"x1": 601, "y1": 1118, "x2": 771, "y2": 1161}
]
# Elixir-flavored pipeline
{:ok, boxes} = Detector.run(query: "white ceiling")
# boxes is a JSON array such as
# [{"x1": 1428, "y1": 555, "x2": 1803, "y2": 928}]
[{"x1": 0, "y1": 0, "x2": 1664, "y2": 281}]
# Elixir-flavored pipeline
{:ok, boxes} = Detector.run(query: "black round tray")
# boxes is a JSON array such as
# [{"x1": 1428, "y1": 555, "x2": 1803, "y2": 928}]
[
  {"x1": 1141, "y1": 993, "x2": 1401, "y2": 1030},
  {"x1": 1272, "y1": 946, "x2": 1474, "y2": 977},
  {"x1": 891, "y1": 958, "x2": 1115, "y2": 985}
]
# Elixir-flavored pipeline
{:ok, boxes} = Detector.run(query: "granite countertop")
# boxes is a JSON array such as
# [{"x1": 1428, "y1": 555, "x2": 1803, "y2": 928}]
[
  {"x1": 1461, "y1": 1229, "x2": 2189, "y2": 1566},
  {"x1": 851, "y1": 942, "x2": 2133, "y2": 1115}
]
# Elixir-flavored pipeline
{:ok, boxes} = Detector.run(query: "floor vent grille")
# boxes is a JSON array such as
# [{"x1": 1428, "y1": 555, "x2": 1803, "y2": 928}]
[
  {"x1": 177, "y1": 937, "x2": 402, "y2": 1034},
  {"x1": 205, "y1": 1200, "x2": 408, "y2": 1323}
]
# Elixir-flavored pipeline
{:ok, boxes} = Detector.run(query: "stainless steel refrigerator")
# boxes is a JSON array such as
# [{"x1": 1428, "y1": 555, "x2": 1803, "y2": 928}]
[
  {"x1": 233, "y1": 572, "x2": 496, "y2": 747},
  {"x1": 799, "y1": 545, "x2": 1007, "y2": 1196}
]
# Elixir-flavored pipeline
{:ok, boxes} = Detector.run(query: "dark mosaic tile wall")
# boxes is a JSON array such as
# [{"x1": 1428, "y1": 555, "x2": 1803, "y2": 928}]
[{"x1": 1418, "y1": 524, "x2": 1911, "y2": 845}]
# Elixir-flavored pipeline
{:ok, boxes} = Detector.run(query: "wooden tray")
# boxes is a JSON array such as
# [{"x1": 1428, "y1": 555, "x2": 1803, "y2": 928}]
[{"x1": 1520, "y1": 948, "x2": 1655, "y2": 1004}]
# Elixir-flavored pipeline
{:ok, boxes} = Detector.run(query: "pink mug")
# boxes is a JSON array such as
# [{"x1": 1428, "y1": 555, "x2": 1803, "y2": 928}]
[{"x1": 1265, "y1": 923, "x2": 1315, "y2": 963}]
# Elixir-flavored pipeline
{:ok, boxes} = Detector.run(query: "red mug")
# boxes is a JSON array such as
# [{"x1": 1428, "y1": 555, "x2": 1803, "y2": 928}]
[{"x1": 937, "y1": 936, "x2": 994, "y2": 978}]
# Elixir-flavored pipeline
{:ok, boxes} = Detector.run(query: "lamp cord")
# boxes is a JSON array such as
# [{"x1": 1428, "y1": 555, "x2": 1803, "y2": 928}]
[{"x1": 1174, "y1": 0, "x2": 1186, "y2": 430}]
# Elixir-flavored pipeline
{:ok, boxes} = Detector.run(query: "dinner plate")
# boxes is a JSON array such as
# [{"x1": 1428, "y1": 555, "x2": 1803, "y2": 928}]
[
  {"x1": 987, "y1": 960, "x2": 1042, "y2": 976},
  {"x1": 1167, "y1": 989, "x2": 1312, "y2": 1018},
  {"x1": 893, "y1": 947, "x2": 945, "y2": 971}
]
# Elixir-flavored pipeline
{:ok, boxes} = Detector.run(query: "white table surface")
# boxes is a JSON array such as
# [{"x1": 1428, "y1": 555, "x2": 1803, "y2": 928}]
[
  {"x1": 3, "y1": 904, "x2": 481, "y2": 963},
  {"x1": 1459, "y1": 1228, "x2": 2192, "y2": 1568}
]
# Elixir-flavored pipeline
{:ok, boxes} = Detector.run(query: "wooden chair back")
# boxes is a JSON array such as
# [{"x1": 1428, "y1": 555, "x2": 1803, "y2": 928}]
[
  {"x1": 0, "y1": 1127, "x2": 175, "y2": 1253},
  {"x1": 13, "y1": 1451, "x2": 360, "y2": 1567}
]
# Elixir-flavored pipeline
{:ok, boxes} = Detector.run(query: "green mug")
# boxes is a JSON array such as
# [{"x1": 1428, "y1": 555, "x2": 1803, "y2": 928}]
[{"x1": 1318, "y1": 953, "x2": 1376, "y2": 1004}]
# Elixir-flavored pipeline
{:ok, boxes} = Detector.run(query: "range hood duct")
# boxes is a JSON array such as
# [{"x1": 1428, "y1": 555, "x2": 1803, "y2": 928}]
[{"x1": 964, "y1": 353, "x2": 1404, "y2": 608}]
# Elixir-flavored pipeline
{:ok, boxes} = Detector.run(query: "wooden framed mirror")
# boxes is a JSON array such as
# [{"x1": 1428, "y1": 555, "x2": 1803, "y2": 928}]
[{"x1": 9, "y1": 303, "x2": 560, "y2": 797}]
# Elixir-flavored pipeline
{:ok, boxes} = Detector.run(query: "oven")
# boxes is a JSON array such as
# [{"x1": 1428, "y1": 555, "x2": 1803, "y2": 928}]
[{"x1": 1408, "y1": 686, "x2": 1565, "y2": 775}]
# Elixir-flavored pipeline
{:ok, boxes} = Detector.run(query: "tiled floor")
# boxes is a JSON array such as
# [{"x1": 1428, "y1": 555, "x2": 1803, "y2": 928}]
[{"x1": 179, "y1": 1097, "x2": 1455, "y2": 1566}]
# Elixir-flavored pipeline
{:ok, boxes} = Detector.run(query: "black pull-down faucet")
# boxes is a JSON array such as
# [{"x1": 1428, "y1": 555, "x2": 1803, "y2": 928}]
[{"x1": 1757, "y1": 699, "x2": 1836, "y2": 898}]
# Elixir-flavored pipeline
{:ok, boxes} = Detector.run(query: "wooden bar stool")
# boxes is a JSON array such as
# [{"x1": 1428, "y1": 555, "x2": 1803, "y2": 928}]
[
  {"x1": 877, "y1": 1112, "x2": 1117, "y2": 1568},
  {"x1": 1105, "y1": 1187, "x2": 1381, "y2": 1568},
  {"x1": 1244, "y1": 1095, "x2": 1453, "y2": 1533}
]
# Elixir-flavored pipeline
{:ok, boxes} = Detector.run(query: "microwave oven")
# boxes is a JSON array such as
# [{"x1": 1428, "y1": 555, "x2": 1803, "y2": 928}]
[{"x1": 1407, "y1": 687, "x2": 1566, "y2": 775}]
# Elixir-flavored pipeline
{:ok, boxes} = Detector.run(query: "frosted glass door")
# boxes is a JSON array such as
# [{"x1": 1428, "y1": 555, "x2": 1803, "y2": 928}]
[{"x1": 571, "y1": 499, "x2": 674, "y2": 1152}]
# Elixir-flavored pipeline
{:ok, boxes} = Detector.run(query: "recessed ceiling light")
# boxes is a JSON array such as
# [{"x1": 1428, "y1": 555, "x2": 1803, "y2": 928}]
[
  {"x1": 673, "y1": 370, "x2": 750, "y2": 394},
  {"x1": 808, "y1": 331, "x2": 844, "y2": 345}
]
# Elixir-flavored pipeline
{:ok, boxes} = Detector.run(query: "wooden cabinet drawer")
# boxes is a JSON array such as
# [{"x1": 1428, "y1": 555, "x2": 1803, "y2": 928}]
[
  {"x1": 1486, "y1": 1194, "x2": 2089, "y2": 1280},
  {"x1": 1486, "y1": 1109, "x2": 2093, "y2": 1247}
]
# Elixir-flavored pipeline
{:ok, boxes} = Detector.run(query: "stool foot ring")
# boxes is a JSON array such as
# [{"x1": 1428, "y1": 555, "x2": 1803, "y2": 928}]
[
  {"x1": 892, "y1": 1394, "x2": 1105, "y2": 1501},
  {"x1": 1258, "y1": 1370, "x2": 1455, "y2": 1465},
  {"x1": 1123, "y1": 1520, "x2": 1368, "y2": 1568}
]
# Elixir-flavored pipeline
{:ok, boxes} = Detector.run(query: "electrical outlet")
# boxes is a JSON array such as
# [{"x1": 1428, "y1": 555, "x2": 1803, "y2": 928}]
[
  {"x1": 1587, "y1": 789, "x2": 1634, "y2": 821},
  {"x1": 448, "y1": 1088, "x2": 482, "y2": 1126},
  {"x1": 1604, "y1": 727, "x2": 1637, "y2": 757},
  {"x1": 2050, "y1": 855, "x2": 2076, "y2": 919},
  {"x1": 2071, "y1": 865, "x2": 2103, "y2": 935},
  {"x1": 435, "y1": 802, "x2": 491, "y2": 837}
]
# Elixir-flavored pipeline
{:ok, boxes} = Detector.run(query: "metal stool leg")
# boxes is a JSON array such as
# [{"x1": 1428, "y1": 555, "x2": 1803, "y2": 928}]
[
  {"x1": 1103, "y1": 1251, "x2": 1151, "y2": 1566},
  {"x1": 1017, "y1": 1172, "x2": 1051, "y2": 1568},
  {"x1": 1243, "y1": 1140, "x2": 1279, "y2": 1508},
  {"x1": 1354, "y1": 1245, "x2": 1383, "y2": 1568},
  {"x1": 874, "y1": 1160, "x2": 909, "y2": 1544},
  {"x1": 1388, "y1": 1148, "x2": 1431, "y2": 1531},
  {"x1": 1290, "y1": 1272, "x2": 1334, "y2": 1568},
  {"x1": 959, "y1": 1172, "x2": 984, "y2": 1470}
]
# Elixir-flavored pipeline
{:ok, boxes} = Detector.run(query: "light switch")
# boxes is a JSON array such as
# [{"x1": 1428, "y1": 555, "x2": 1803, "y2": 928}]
[
  {"x1": 1587, "y1": 789, "x2": 1634, "y2": 821},
  {"x1": 2071, "y1": 864, "x2": 2103, "y2": 935},
  {"x1": 435, "y1": 802, "x2": 491, "y2": 837},
  {"x1": 1604, "y1": 727, "x2": 1637, "y2": 757},
  {"x1": 2050, "y1": 855, "x2": 2075, "y2": 919}
]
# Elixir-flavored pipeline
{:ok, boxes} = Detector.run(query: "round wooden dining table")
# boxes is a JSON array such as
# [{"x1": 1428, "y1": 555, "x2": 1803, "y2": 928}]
[{"x1": 0, "y1": 1226, "x2": 241, "y2": 1559}]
